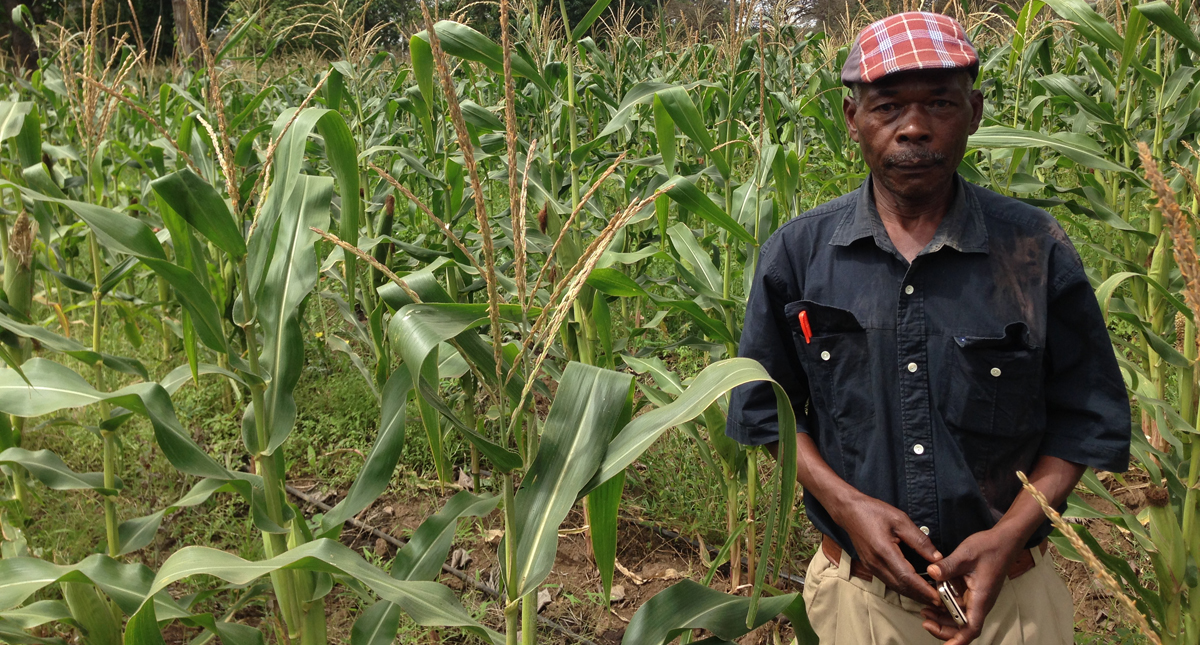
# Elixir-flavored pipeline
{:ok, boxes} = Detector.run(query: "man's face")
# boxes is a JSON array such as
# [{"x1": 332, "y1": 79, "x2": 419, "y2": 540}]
[{"x1": 843, "y1": 69, "x2": 983, "y2": 202}]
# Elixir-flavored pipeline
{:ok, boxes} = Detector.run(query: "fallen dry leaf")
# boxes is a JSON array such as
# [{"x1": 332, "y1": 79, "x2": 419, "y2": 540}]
[
  {"x1": 536, "y1": 588, "x2": 553, "y2": 612},
  {"x1": 609, "y1": 584, "x2": 626, "y2": 603},
  {"x1": 484, "y1": 529, "x2": 504, "y2": 543},
  {"x1": 374, "y1": 537, "x2": 389, "y2": 558},
  {"x1": 615, "y1": 561, "x2": 646, "y2": 585},
  {"x1": 457, "y1": 469, "x2": 474, "y2": 491},
  {"x1": 647, "y1": 567, "x2": 682, "y2": 581},
  {"x1": 449, "y1": 548, "x2": 472, "y2": 570}
]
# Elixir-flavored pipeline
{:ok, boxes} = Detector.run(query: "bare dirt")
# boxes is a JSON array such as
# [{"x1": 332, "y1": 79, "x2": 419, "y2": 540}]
[
  {"x1": 281, "y1": 468, "x2": 1148, "y2": 644},
  {"x1": 293, "y1": 473, "x2": 804, "y2": 644}
]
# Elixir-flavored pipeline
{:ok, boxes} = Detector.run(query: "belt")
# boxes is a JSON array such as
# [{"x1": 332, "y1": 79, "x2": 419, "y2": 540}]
[{"x1": 820, "y1": 535, "x2": 1048, "y2": 585}]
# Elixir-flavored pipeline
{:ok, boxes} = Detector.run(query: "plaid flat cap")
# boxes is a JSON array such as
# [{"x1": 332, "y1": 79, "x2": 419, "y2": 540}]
[{"x1": 841, "y1": 12, "x2": 978, "y2": 85}]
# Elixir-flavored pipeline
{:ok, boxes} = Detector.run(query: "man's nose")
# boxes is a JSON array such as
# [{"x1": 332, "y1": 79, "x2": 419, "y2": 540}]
[{"x1": 896, "y1": 107, "x2": 933, "y2": 143}]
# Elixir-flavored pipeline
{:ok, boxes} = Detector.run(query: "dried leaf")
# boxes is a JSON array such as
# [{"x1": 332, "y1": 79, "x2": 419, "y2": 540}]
[
  {"x1": 536, "y1": 588, "x2": 553, "y2": 612},
  {"x1": 449, "y1": 547, "x2": 472, "y2": 570}
]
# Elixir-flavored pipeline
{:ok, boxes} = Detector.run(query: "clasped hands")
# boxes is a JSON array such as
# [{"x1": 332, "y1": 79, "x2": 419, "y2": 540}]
[{"x1": 835, "y1": 495, "x2": 1023, "y2": 645}]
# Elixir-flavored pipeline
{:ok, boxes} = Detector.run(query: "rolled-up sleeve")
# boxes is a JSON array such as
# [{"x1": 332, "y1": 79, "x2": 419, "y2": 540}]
[
  {"x1": 727, "y1": 237, "x2": 812, "y2": 446},
  {"x1": 1038, "y1": 241, "x2": 1131, "y2": 472}
]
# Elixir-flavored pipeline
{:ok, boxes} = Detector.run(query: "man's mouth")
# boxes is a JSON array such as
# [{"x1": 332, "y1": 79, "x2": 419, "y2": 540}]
[{"x1": 885, "y1": 151, "x2": 946, "y2": 169}]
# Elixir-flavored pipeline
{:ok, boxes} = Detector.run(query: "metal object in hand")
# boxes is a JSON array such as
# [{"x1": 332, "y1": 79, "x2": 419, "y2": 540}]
[{"x1": 938, "y1": 581, "x2": 967, "y2": 627}]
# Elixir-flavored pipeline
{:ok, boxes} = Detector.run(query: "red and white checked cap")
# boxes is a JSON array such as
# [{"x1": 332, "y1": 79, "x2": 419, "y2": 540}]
[{"x1": 841, "y1": 12, "x2": 978, "y2": 85}]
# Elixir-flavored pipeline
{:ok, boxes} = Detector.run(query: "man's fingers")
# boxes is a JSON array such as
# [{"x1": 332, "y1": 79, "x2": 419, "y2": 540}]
[
  {"x1": 895, "y1": 570, "x2": 941, "y2": 604},
  {"x1": 896, "y1": 520, "x2": 942, "y2": 562},
  {"x1": 921, "y1": 615, "x2": 961, "y2": 641},
  {"x1": 944, "y1": 624, "x2": 982, "y2": 645},
  {"x1": 872, "y1": 548, "x2": 938, "y2": 604},
  {"x1": 927, "y1": 547, "x2": 966, "y2": 582}
]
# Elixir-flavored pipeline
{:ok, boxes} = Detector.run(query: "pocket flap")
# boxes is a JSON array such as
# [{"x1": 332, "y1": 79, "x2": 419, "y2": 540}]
[
  {"x1": 784, "y1": 300, "x2": 865, "y2": 334},
  {"x1": 954, "y1": 321, "x2": 1035, "y2": 351}
]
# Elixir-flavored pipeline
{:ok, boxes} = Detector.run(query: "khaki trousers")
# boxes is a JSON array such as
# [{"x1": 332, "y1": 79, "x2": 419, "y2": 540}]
[{"x1": 801, "y1": 543, "x2": 1074, "y2": 644}]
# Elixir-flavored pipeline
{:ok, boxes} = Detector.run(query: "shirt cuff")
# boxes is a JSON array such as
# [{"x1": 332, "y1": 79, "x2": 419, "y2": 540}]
[
  {"x1": 725, "y1": 418, "x2": 805, "y2": 447},
  {"x1": 1037, "y1": 432, "x2": 1130, "y2": 473}
]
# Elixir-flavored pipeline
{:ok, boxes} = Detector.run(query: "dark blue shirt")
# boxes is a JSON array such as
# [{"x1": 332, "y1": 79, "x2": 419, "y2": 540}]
[{"x1": 727, "y1": 175, "x2": 1130, "y2": 564}]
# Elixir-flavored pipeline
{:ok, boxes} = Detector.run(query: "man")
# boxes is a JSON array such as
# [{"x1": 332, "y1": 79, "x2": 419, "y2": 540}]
[{"x1": 727, "y1": 12, "x2": 1130, "y2": 645}]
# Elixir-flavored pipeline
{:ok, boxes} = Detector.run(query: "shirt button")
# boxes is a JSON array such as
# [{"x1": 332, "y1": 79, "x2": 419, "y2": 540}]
[
  {"x1": 920, "y1": 526, "x2": 930, "y2": 535},
  {"x1": 821, "y1": 351, "x2": 831, "y2": 361},
  {"x1": 907, "y1": 362, "x2": 918, "y2": 373},
  {"x1": 905, "y1": 285, "x2": 914, "y2": 295},
  {"x1": 990, "y1": 367, "x2": 1002, "y2": 377},
  {"x1": 913, "y1": 444, "x2": 925, "y2": 455}
]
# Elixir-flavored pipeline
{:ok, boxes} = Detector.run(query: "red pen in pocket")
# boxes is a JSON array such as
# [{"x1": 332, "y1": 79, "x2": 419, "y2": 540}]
[{"x1": 798, "y1": 310, "x2": 812, "y2": 344}]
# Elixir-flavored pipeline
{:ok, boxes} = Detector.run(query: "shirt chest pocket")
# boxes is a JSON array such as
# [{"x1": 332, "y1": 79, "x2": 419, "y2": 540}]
[
  {"x1": 942, "y1": 322, "x2": 1043, "y2": 436},
  {"x1": 784, "y1": 300, "x2": 875, "y2": 432}
]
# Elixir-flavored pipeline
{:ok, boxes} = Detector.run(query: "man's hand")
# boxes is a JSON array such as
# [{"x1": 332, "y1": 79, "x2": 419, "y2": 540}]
[
  {"x1": 837, "y1": 494, "x2": 943, "y2": 605},
  {"x1": 920, "y1": 528, "x2": 1022, "y2": 644}
]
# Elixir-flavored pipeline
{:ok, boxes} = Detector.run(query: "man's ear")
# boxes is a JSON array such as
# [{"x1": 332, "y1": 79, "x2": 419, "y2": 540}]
[
  {"x1": 844, "y1": 95, "x2": 860, "y2": 143},
  {"x1": 967, "y1": 88, "x2": 983, "y2": 135}
]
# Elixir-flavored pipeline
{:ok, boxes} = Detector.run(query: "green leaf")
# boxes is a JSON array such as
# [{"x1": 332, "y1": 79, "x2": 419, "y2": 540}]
[
  {"x1": 1035, "y1": 74, "x2": 1117, "y2": 124},
  {"x1": 0, "y1": 555, "x2": 155, "y2": 615},
  {"x1": 351, "y1": 601, "x2": 401, "y2": 645},
  {"x1": 389, "y1": 302, "x2": 530, "y2": 388},
  {"x1": 667, "y1": 222, "x2": 724, "y2": 296},
  {"x1": 0, "y1": 448, "x2": 117, "y2": 495},
  {"x1": 150, "y1": 169, "x2": 246, "y2": 258},
  {"x1": 13, "y1": 105, "x2": 41, "y2": 169},
  {"x1": 379, "y1": 269, "x2": 539, "y2": 397},
  {"x1": 598, "y1": 82, "x2": 673, "y2": 138},
  {"x1": 393, "y1": 491, "x2": 500, "y2": 581},
  {"x1": 139, "y1": 539, "x2": 503, "y2": 644},
  {"x1": 257, "y1": 175, "x2": 334, "y2": 455},
  {"x1": 0, "y1": 181, "x2": 230, "y2": 356},
  {"x1": 0, "y1": 311, "x2": 147, "y2": 379},
  {"x1": 411, "y1": 34, "x2": 435, "y2": 106},
  {"x1": 587, "y1": 267, "x2": 653, "y2": 298},
  {"x1": 348, "y1": 490, "x2": 498, "y2": 645},
  {"x1": 0, "y1": 358, "x2": 232, "y2": 481},
  {"x1": 969, "y1": 126, "x2": 1132, "y2": 174},
  {"x1": 621, "y1": 580, "x2": 799, "y2": 644},
  {"x1": 587, "y1": 471, "x2": 625, "y2": 602},
  {"x1": 62, "y1": 583, "x2": 120, "y2": 645},
  {"x1": 653, "y1": 94, "x2": 676, "y2": 174},
  {"x1": 655, "y1": 87, "x2": 731, "y2": 179},
  {"x1": 621, "y1": 355, "x2": 685, "y2": 396},
  {"x1": 0, "y1": 183, "x2": 165, "y2": 258},
  {"x1": 510, "y1": 363, "x2": 634, "y2": 596},
  {"x1": 313, "y1": 110, "x2": 362, "y2": 307},
  {"x1": 663, "y1": 176, "x2": 755, "y2": 244},
  {"x1": 1043, "y1": 0, "x2": 1123, "y2": 50},
  {"x1": 571, "y1": 0, "x2": 613, "y2": 40},
  {"x1": 415, "y1": 378, "x2": 523, "y2": 472},
  {"x1": 159, "y1": 362, "x2": 250, "y2": 395},
  {"x1": 416, "y1": 21, "x2": 551, "y2": 94},
  {"x1": 117, "y1": 479, "x2": 232, "y2": 555},
  {"x1": 320, "y1": 368, "x2": 413, "y2": 532},
  {"x1": 584, "y1": 358, "x2": 794, "y2": 493},
  {"x1": 1136, "y1": 2, "x2": 1200, "y2": 57},
  {"x1": 593, "y1": 291, "x2": 613, "y2": 364},
  {"x1": 0, "y1": 102, "x2": 32, "y2": 141}
]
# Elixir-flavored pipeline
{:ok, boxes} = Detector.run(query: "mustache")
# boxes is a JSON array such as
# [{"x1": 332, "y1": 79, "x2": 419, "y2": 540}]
[{"x1": 884, "y1": 150, "x2": 946, "y2": 166}]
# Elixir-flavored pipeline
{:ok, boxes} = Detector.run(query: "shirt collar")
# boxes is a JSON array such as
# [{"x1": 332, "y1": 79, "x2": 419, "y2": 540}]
[{"x1": 829, "y1": 174, "x2": 989, "y2": 255}]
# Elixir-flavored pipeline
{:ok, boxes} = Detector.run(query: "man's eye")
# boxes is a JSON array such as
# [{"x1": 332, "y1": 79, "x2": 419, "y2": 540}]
[
  {"x1": 876, "y1": 103, "x2": 897, "y2": 113},
  {"x1": 932, "y1": 100, "x2": 952, "y2": 108}
]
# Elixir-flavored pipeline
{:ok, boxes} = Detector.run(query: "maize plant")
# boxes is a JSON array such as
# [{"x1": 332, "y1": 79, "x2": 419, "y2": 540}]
[{"x1": 0, "y1": 0, "x2": 1197, "y2": 642}]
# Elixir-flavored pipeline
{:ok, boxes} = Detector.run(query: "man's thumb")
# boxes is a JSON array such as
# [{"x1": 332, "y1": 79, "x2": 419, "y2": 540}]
[{"x1": 928, "y1": 553, "x2": 963, "y2": 582}]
